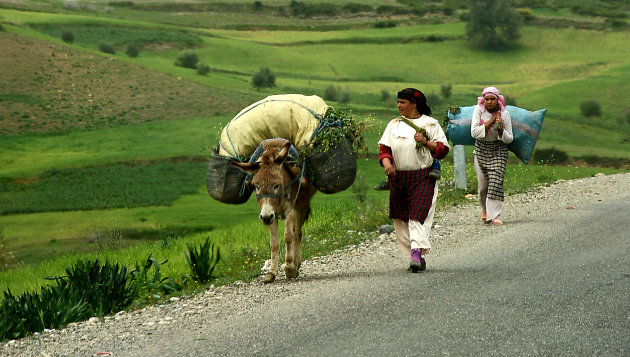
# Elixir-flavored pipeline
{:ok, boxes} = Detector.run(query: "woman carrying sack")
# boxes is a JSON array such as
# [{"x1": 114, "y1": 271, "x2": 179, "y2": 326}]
[{"x1": 471, "y1": 86, "x2": 514, "y2": 226}]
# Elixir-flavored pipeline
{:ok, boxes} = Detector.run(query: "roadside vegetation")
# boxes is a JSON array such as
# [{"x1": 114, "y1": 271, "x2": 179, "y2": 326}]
[{"x1": 0, "y1": 0, "x2": 629, "y2": 341}]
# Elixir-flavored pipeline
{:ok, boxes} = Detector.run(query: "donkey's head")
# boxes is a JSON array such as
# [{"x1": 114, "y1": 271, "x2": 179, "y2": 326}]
[{"x1": 231, "y1": 142, "x2": 292, "y2": 225}]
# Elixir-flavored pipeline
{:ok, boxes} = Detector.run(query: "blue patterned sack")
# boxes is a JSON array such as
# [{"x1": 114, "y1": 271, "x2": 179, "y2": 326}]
[{"x1": 446, "y1": 105, "x2": 546, "y2": 164}]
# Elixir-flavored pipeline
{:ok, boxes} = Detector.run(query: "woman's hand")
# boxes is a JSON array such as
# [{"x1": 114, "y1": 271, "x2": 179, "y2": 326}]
[
  {"x1": 414, "y1": 132, "x2": 428, "y2": 145},
  {"x1": 383, "y1": 158, "x2": 396, "y2": 177},
  {"x1": 496, "y1": 115, "x2": 503, "y2": 133}
]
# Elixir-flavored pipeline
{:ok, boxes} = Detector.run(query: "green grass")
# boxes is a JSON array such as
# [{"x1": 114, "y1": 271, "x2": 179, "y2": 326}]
[
  {"x1": 0, "y1": 116, "x2": 230, "y2": 178},
  {"x1": 31, "y1": 23, "x2": 203, "y2": 48},
  {"x1": 1, "y1": 162, "x2": 626, "y2": 299},
  {"x1": 0, "y1": 161, "x2": 207, "y2": 214}
]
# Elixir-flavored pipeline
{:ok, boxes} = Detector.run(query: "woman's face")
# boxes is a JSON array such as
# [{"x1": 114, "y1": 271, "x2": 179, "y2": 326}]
[
  {"x1": 484, "y1": 95, "x2": 498, "y2": 111},
  {"x1": 397, "y1": 98, "x2": 418, "y2": 118}
]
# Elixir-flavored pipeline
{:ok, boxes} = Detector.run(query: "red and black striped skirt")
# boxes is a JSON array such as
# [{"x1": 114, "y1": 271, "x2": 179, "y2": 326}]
[{"x1": 389, "y1": 168, "x2": 435, "y2": 224}]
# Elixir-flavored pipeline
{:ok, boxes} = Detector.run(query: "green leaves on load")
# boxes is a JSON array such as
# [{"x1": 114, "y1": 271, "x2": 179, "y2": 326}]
[
  {"x1": 185, "y1": 237, "x2": 221, "y2": 284},
  {"x1": 304, "y1": 107, "x2": 372, "y2": 160}
]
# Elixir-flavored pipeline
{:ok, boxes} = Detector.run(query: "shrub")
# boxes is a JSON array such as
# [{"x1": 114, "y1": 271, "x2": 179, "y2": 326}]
[
  {"x1": 251, "y1": 67, "x2": 276, "y2": 88},
  {"x1": 534, "y1": 147, "x2": 569, "y2": 164},
  {"x1": 125, "y1": 42, "x2": 140, "y2": 57},
  {"x1": 440, "y1": 84, "x2": 452, "y2": 99},
  {"x1": 99, "y1": 43, "x2": 115, "y2": 54},
  {"x1": 197, "y1": 62, "x2": 210, "y2": 75},
  {"x1": 185, "y1": 237, "x2": 221, "y2": 284},
  {"x1": 341, "y1": 91, "x2": 351, "y2": 104},
  {"x1": 61, "y1": 259, "x2": 135, "y2": 316},
  {"x1": 504, "y1": 95, "x2": 518, "y2": 106},
  {"x1": 130, "y1": 254, "x2": 181, "y2": 299},
  {"x1": 518, "y1": 8, "x2": 534, "y2": 22},
  {"x1": 425, "y1": 92, "x2": 442, "y2": 108},
  {"x1": 61, "y1": 30, "x2": 74, "y2": 43},
  {"x1": 380, "y1": 89, "x2": 390, "y2": 102},
  {"x1": 253, "y1": 1, "x2": 263, "y2": 11},
  {"x1": 175, "y1": 52, "x2": 199, "y2": 69},
  {"x1": 580, "y1": 100, "x2": 601, "y2": 117},
  {"x1": 0, "y1": 258, "x2": 134, "y2": 341},
  {"x1": 324, "y1": 84, "x2": 339, "y2": 101},
  {"x1": 374, "y1": 21, "x2": 396, "y2": 29}
]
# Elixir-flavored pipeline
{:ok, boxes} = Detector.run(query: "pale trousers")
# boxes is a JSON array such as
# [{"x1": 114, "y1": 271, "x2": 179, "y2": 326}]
[
  {"x1": 474, "y1": 155, "x2": 503, "y2": 221},
  {"x1": 393, "y1": 182, "x2": 439, "y2": 259}
]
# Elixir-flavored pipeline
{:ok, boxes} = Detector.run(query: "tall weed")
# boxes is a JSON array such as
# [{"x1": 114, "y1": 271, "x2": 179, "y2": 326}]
[{"x1": 185, "y1": 237, "x2": 221, "y2": 284}]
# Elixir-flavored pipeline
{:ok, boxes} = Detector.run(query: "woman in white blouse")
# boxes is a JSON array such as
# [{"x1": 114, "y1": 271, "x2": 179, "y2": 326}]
[
  {"x1": 470, "y1": 87, "x2": 514, "y2": 226},
  {"x1": 378, "y1": 88, "x2": 450, "y2": 272}
]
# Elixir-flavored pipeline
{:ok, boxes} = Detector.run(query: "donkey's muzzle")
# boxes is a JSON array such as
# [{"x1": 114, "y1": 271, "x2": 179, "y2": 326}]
[{"x1": 260, "y1": 212, "x2": 275, "y2": 225}]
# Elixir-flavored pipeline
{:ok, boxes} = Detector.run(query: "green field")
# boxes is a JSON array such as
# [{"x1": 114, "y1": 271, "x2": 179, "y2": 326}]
[{"x1": 1, "y1": 0, "x2": 630, "y2": 299}]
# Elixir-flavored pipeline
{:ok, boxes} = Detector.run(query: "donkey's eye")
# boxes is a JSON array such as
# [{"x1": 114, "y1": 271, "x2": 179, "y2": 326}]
[
  {"x1": 254, "y1": 184, "x2": 261, "y2": 193},
  {"x1": 273, "y1": 184, "x2": 280, "y2": 192}
]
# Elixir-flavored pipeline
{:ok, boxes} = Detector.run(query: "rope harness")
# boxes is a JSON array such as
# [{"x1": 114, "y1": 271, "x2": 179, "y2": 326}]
[{"x1": 254, "y1": 164, "x2": 306, "y2": 219}]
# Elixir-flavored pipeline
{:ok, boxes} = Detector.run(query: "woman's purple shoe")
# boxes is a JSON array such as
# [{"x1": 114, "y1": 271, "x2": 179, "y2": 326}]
[{"x1": 409, "y1": 248, "x2": 426, "y2": 272}]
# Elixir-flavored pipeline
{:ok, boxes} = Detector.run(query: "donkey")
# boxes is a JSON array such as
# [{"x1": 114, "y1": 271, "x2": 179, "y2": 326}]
[{"x1": 231, "y1": 139, "x2": 317, "y2": 283}]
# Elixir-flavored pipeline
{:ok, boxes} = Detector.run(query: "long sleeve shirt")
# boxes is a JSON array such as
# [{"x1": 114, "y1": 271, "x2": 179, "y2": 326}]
[
  {"x1": 378, "y1": 115, "x2": 450, "y2": 170},
  {"x1": 470, "y1": 105, "x2": 514, "y2": 144}
]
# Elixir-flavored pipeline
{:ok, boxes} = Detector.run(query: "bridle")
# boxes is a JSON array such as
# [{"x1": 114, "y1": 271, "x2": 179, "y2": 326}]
[{"x1": 254, "y1": 165, "x2": 306, "y2": 219}]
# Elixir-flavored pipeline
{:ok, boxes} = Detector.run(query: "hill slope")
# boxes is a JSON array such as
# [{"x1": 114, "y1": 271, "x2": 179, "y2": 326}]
[{"x1": 0, "y1": 31, "x2": 250, "y2": 135}]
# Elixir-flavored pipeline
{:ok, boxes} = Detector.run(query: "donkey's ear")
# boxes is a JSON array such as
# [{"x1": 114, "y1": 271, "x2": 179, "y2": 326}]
[
  {"x1": 231, "y1": 160, "x2": 260, "y2": 175},
  {"x1": 275, "y1": 142, "x2": 292, "y2": 164}
]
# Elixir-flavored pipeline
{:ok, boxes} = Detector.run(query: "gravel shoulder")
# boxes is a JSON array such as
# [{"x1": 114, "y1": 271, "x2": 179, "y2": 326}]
[{"x1": 2, "y1": 172, "x2": 629, "y2": 356}]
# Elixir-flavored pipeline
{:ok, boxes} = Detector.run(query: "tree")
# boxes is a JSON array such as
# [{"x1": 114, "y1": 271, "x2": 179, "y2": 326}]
[
  {"x1": 465, "y1": 0, "x2": 521, "y2": 51},
  {"x1": 440, "y1": 84, "x2": 452, "y2": 99},
  {"x1": 175, "y1": 52, "x2": 199, "y2": 69},
  {"x1": 125, "y1": 42, "x2": 140, "y2": 58},
  {"x1": 580, "y1": 100, "x2": 601, "y2": 117},
  {"x1": 251, "y1": 67, "x2": 276, "y2": 88}
]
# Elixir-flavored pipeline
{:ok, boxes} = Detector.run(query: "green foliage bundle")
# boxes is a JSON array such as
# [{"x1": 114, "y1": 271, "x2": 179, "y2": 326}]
[
  {"x1": 580, "y1": 99, "x2": 602, "y2": 117},
  {"x1": 465, "y1": 0, "x2": 521, "y2": 51},
  {"x1": 175, "y1": 52, "x2": 199, "y2": 69},
  {"x1": 251, "y1": 67, "x2": 276, "y2": 88},
  {"x1": 0, "y1": 259, "x2": 134, "y2": 341},
  {"x1": 305, "y1": 107, "x2": 371, "y2": 158},
  {"x1": 185, "y1": 237, "x2": 221, "y2": 284}
]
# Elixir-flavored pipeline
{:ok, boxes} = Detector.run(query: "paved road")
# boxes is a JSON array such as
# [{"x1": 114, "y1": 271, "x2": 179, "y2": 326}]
[{"x1": 143, "y1": 192, "x2": 629, "y2": 356}]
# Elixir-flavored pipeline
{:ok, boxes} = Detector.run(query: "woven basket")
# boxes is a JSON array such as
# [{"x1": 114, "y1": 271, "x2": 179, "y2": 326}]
[
  {"x1": 306, "y1": 138, "x2": 356, "y2": 194},
  {"x1": 206, "y1": 155, "x2": 252, "y2": 204}
]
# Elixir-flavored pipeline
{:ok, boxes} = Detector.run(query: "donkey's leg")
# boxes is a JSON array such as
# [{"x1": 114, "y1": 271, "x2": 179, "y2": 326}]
[
  {"x1": 283, "y1": 214, "x2": 299, "y2": 279},
  {"x1": 292, "y1": 208, "x2": 307, "y2": 272},
  {"x1": 264, "y1": 220, "x2": 280, "y2": 283}
]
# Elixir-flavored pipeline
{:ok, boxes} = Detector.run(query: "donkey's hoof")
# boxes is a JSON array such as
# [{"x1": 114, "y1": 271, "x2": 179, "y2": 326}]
[
  {"x1": 285, "y1": 266, "x2": 299, "y2": 279},
  {"x1": 263, "y1": 272, "x2": 276, "y2": 283}
]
